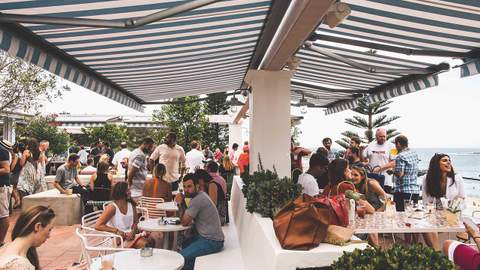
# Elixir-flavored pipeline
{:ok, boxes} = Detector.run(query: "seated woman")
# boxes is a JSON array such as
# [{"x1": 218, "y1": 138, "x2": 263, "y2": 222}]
[
  {"x1": 443, "y1": 221, "x2": 480, "y2": 270},
  {"x1": 89, "y1": 161, "x2": 113, "y2": 190},
  {"x1": 0, "y1": 205, "x2": 87, "y2": 270},
  {"x1": 195, "y1": 169, "x2": 227, "y2": 225},
  {"x1": 322, "y1": 159, "x2": 375, "y2": 214},
  {"x1": 422, "y1": 153, "x2": 466, "y2": 250},
  {"x1": 351, "y1": 165, "x2": 387, "y2": 246},
  {"x1": 95, "y1": 182, "x2": 162, "y2": 248},
  {"x1": 143, "y1": 163, "x2": 172, "y2": 202}
]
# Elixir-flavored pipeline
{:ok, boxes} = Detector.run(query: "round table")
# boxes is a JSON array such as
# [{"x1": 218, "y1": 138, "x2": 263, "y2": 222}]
[
  {"x1": 89, "y1": 249, "x2": 184, "y2": 270},
  {"x1": 138, "y1": 218, "x2": 191, "y2": 250},
  {"x1": 156, "y1": 201, "x2": 179, "y2": 212}
]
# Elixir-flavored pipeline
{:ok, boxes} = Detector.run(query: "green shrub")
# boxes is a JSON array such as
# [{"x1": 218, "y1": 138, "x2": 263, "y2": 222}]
[
  {"x1": 332, "y1": 244, "x2": 457, "y2": 270},
  {"x1": 241, "y1": 154, "x2": 302, "y2": 218}
]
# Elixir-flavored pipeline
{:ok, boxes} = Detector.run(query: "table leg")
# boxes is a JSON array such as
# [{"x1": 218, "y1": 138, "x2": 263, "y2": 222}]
[{"x1": 163, "y1": 231, "x2": 170, "y2": 249}]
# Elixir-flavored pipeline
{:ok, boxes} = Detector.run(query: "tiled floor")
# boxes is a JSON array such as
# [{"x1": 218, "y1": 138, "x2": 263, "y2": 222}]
[{"x1": 5, "y1": 209, "x2": 82, "y2": 270}]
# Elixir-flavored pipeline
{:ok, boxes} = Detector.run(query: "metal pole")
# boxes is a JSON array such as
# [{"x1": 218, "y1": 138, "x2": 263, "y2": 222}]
[
  {"x1": 304, "y1": 41, "x2": 433, "y2": 75},
  {"x1": 0, "y1": 0, "x2": 220, "y2": 29}
]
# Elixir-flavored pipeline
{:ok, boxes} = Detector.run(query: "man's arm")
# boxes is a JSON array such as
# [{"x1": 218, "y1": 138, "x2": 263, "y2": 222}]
[
  {"x1": 127, "y1": 166, "x2": 138, "y2": 188},
  {"x1": 393, "y1": 158, "x2": 404, "y2": 178},
  {"x1": 75, "y1": 174, "x2": 83, "y2": 187},
  {"x1": 54, "y1": 181, "x2": 66, "y2": 194},
  {"x1": 0, "y1": 161, "x2": 10, "y2": 176}
]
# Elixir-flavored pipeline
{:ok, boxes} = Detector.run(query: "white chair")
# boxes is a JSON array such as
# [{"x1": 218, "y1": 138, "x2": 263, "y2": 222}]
[
  {"x1": 76, "y1": 227, "x2": 133, "y2": 265},
  {"x1": 81, "y1": 210, "x2": 104, "y2": 229},
  {"x1": 138, "y1": 196, "x2": 166, "y2": 219}
]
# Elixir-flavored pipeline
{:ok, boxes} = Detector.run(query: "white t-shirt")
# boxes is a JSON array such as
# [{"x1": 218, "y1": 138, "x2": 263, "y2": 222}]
[
  {"x1": 112, "y1": 148, "x2": 131, "y2": 173},
  {"x1": 77, "y1": 149, "x2": 88, "y2": 164},
  {"x1": 421, "y1": 174, "x2": 466, "y2": 206},
  {"x1": 363, "y1": 141, "x2": 396, "y2": 187},
  {"x1": 297, "y1": 172, "x2": 319, "y2": 196},
  {"x1": 185, "y1": 149, "x2": 204, "y2": 173}
]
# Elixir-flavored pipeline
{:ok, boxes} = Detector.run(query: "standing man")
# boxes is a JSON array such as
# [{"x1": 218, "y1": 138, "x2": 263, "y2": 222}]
[
  {"x1": 102, "y1": 142, "x2": 115, "y2": 166},
  {"x1": 343, "y1": 136, "x2": 361, "y2": 160},
  {"x1": 90, "y1": 141, "x2": 103, "y2": 166},
  {"x1": 322, "y1": 137, "x2": 336, "y2": 162},
  {"x1": 77, "y1": 145, "x2": 89, "y2": 165},
  {"x1": 149, "y1": 133, "x2": 186, "y2": 191},
  {"x1": 185, "y1": 141, "x2": 204, "y2": 173},
  {"x1": 128, "y1": 138, "x2": 155, "y2": 201},
  {"x1": 297, "y1": 153, "x2": 329, "y2": 196},
  {"x1": 0, "y1": 140, "x2": 12, "y2": 246},
  {"x1": 203, "y1": 146, "x2": 214, "y2": 161},
  {"x1": 112, "y1": 142, "x2": 131, "y2": 174},
  {"x1": 175, "y1": 173, "x2": 224, "y2": 270},
  {"x1": 363, "y1": 128, "x2": 396, "y2": 193},
  {"x1": 38, "y1": 140, "x2": 49, "y2": 192},
  {"x1": 393, "y1": 135, "x2": 420, "y2": 211}
]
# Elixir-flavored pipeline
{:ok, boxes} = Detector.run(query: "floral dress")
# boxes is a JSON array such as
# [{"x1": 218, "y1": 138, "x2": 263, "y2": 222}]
[
  {"x1": 0, "y1": 255, "x2": 34, "y2": 270},
  {"x1": 17, "y1": 160, "x2": 43, "y2": 195}
]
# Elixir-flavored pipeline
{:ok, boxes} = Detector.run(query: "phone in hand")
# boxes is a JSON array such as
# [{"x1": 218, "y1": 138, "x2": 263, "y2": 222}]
[{"x1": 463, "y1": 216, "x2": 479, "y2": 233}]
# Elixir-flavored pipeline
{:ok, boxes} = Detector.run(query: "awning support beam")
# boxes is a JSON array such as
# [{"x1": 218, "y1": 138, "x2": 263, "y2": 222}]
[
  {"x1": 311, "y1": 33, "x2": 469, "y2": 58},
  {"x1": 304, "y1": 41, "x2": 439, "y2": 75},
  {"x1": 0, "y1": 0, "x2": 219, "y2": 28}
]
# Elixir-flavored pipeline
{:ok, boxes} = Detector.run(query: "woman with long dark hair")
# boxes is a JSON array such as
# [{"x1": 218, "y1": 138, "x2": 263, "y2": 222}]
[
  {"x1": 0, "y1": 206, "x2": 86, "y2": 269},
  {"x1": 89, "y1": 161, "x2": 112, "y2": 191},
  {"x1": 17, "y1": 139, "x2": 43, "y2": 198},
  {"x1": 422, "y1": 153, "x2": 466, "y2": 250}
]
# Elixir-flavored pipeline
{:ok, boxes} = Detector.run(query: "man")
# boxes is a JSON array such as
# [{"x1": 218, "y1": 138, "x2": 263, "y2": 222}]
[
  {"x1": 90, "y1": 141, "x2": 103, "y2": 166},
  {"x1": 54, "y1": 154, "x2": 89, "y2": 206},
  {"x1": 185, "y1": 141, "x2": 204, "y2": 173},
  {"x1": 79, "y1": 158, "x2": 97, "y2": 175},
  {"x1": 149, "y1": 133, "x2": 186, "y2": 191},
  {"x1": 0, "y1": 140, "x2": 12, "y2": 245},
  {"x1": 393, "y1": 135, "x2": 420, "y2": 211},
  {"x1": 343, "y1": 136, "x2": 361, "y2": 160},
  {"x1": 128, "y1": 138, "x2": 155, "y2": 201},
  {"x1": 322, "y1": 137, "x2": 336, "y2": 162},
  {"x1": 363, "y1": 128, "x2": 396, "y2": 193},
  {"x1": 205, "y1": 161, "x2": 228, "y2": 224},
  {"x1": 291, "y1": 137, "x2": 312, "y2": 172},
  {"x1": 77, "y1": 145, "x2": 89, "y2": 165},
  {"x1": 297, "y1": 153, "x2": 329, "y2": 196},
  {"x1": 112, "y1": 142, "x2": 131, "y2": 174},
  {"x1": 203, "y1": 146, "x2": 214, "y2": 161},
  {"x1": 102, "y1": 142, "x2": 115, "y2": 166},
  {"x1": 175, "y1": 173, "x2": 224, "y2": 270},
  {"x1": 38, "y1": 139, "x2": 49, "y2": 192}
]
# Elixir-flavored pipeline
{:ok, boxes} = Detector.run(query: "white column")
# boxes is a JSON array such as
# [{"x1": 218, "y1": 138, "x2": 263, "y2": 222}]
[
  {"x1": 245, "y1": 70, "x2": 293, "y2": 178},
  {"x1": 228, "y1": 123, "x2": 243, "y2": 149},
  {"x1": 2, "y1": 117, "x2": 15, "y2": 144}
]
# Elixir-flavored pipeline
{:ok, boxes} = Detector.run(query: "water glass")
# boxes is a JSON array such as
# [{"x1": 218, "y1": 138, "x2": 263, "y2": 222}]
[
  {"x1": 424, "y1": 201, "x2": 435, "y2": 214},
  {"x1": 404, "y1": 199, "x2": 413, "y2": 215},
  {"x1": 101, "y1": 254, "x2": 115, "y2": 270}
]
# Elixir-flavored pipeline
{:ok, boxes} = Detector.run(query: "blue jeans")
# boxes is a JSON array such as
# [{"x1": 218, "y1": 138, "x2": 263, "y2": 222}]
[{"x1": 180, "y1": 236, "x2": 224, "y2": 270}]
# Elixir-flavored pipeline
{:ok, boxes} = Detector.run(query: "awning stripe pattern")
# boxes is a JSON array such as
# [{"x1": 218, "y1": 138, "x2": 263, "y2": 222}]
[
  {"x1": 292, "y1": 42, "x2": 437, "y2": 114},
  {"x1": 460, "y1": 59, "x2": 480, "y2": 78},
  {"x1": 0, "y1": 0, "x2": 271, "y2": 106}
]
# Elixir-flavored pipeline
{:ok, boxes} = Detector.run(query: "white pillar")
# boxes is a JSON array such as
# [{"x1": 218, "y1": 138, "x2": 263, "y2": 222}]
[
  {"x1": 245, "y1": 70, "x2": 293, "y2": 178},
  {"x1": 2, "y1": 117, "x2": 15, "y2": 144},
  {"x1": 228, "y1": 123, "x2": 243, "y2": 149}
]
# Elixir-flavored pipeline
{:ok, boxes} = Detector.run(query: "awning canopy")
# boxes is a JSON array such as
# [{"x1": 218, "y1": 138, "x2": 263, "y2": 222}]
[
  {"x1": 290, "y1": 0, "x2": 480, "y2": 114},
  {"x1": 0, "y1": 0, "x2": 272, "y2": 111}
]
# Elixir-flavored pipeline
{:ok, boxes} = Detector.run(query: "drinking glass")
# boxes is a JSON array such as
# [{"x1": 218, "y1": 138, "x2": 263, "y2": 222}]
[
  {"x1": 101, "y1": 254, "x2": 115, "y2": 270},
  {"x1": 424, "y1": 201, "x2": 435, "y2": 214},
  {"x1": 404, "y1": 199, "x2": 413, "y2": 215}
]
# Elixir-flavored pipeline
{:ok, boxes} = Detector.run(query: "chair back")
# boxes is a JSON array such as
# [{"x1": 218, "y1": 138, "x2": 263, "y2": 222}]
[
  {"x1": 76, "y1": 227, "x2": 129, "y2": 265},
  {"x1": 138, "y1": 196, "x2": 166, "y2": 219},
  {"x1": 81, "y1": 210, "x2": 104, "y2": 229}
]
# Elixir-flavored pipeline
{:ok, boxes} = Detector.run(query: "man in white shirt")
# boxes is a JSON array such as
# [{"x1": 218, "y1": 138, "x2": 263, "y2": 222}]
[
  {"x1": 363, "y1": 128, "x2": 396, "y2": 193},
  {"x1": 297, "y1": 153, "x2": 329, "y2": 196},
  {"x1": 77, "y1": 145, "x2": 88, "y2": 165},
  {"x1": 112, "y1": 142, "x2": 131, "y2": 174},
  {"x1": 185, "y1": 140, "x2": 204, "y2": 173}
]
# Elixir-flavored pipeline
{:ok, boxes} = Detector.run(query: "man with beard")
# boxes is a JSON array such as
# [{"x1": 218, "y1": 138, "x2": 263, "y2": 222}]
[
  {"x1": 175, "y1": 173, "x2": 224, "y2": 270},
  {"x1": 127, "y1": 138, "x2": 155, "y2": 202}
]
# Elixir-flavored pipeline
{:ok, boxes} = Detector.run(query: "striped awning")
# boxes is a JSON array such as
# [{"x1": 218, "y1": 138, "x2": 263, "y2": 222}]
[
  {"x1": 297, "y1": 0, "x2": 480, "y2": 114},
  {"x1": 292, "y1": 42, "x2": 440, "y2": 114},
  {"x1": 0, "y1": 0, "x2": 272, "y2": 111},
  {"x1": 460, "y1": 59, "x2": 480, "y2": 78}
]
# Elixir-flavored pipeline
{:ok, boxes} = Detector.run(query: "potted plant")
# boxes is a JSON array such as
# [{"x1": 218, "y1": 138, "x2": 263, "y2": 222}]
[
  {"x1": 241, "y1": 154, "x2": 302, "y2": 218},
  {"x1": 332, "y1": 244, "x2": 457, "y2": 270}
]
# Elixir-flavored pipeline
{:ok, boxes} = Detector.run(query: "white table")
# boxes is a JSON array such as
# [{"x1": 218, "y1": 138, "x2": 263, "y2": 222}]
[
  {"x1": 138, "y1": 218, "x2": 191, "y2": 250},
  {"x1": 348, "y1": 211, "x2": 465, "y2": 234},
  {"x1": 156, "y1": 201, "x2": 179, "y2": 212},
  {"x1": 89, "y1": 249, "x2": 184, "y2": 270}
]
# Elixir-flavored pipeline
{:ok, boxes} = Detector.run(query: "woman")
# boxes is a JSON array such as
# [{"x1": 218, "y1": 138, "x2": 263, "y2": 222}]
[
  {"x1": 351, "y1": 165, "x2": 386, "y2": 247},
  {"x1": 89, "y1": 161, "x2": 113, "y2": 191},
  {"x1": 422, "y1": 153, "x2": 466, "y2": 251},
  {"x1": 322, "y1": 159, "x2": 375, "y2": 214},
  {"x1": 95, "y1": 182, "x2": 162, "y2": 248},
  {"x1": 143, "y1": 163, "x2": 172, "y2": 202},
  {"x1": 219, "y1": 149, "x2": 235, "y2": 195},
  {"x1": 17, "y1": 140, "x2": 43, "y2": 198},
  {"x1": 237, "y1": 145, "x2": 249, "y2": 175},
  {"x1": 0, "y1": 206, "x2": 86, "y2": 270},
  {"x1": 443, "y1": 221, "x2": 480, "y2": 270},
  {"x1": 195, "y1": 169, "x2": 227, "y2": 225}
]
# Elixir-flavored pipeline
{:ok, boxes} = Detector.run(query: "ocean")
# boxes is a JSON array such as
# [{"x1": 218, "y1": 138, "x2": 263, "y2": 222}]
[{"x1": 414, "y1": 148, "x2": 480, "y2": 198}]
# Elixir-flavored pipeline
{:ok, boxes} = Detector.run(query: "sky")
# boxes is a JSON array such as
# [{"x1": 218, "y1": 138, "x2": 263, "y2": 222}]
[{"x1": 41, "y1": 62, "x2": 480, "y2": 149}]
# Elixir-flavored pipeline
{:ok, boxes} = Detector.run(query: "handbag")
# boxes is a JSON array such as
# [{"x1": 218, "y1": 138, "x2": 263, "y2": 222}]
[
  {"x1": 314, "y1": 181, "x2": 355, "y2": 226},
  {"x1": 323, "y1": 225, "x2": 354, "y2": 246},
  {"x1": 273, "y1": 194, "x2": 330, "y2": 250}
]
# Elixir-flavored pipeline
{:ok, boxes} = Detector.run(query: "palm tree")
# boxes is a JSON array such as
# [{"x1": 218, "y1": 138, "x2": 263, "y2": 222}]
[{"x1": 336, "y1": 98, "x2": 400, "y2": 149}]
